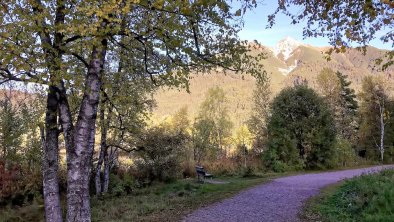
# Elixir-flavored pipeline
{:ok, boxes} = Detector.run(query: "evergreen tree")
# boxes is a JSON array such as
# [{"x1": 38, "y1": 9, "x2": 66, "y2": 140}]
[
  {"x1": 316, "y1": 69, "x2": 358, "y2": 142},
  {"x1": 0, "y1": 97, "x2": 24, "y2": 163},
  {"x1": 383, "y1": 101, "x2": 394, "y2": 163},
  {"x1": 336, "y1": 72, "x2": 358, "y2": 141}
]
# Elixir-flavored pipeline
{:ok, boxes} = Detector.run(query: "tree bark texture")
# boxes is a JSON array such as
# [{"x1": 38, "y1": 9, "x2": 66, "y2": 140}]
[
  {"x1": 36, "y1": 0, "x2": 66, "y2": 219},
  {"x1": 42, "y1": 85, "x2": 63, "y2": 222},
  {"x1": 66, "y1": 40, "x2": 107, "y2": 222},
  {"x1": 95, "y1": 99, "x2": 112, "y2": 195},
  {"x1": 379, "y1": 103, "x2": 385, "y2": 162},
  {"x1": 103, "y1": 147, "x2": 113, "y2": 193}
]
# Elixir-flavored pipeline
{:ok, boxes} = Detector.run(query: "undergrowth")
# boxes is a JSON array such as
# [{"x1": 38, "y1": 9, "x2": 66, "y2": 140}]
[{"x1": 302, "y1": 169, "x2": 394, "y2": 222}]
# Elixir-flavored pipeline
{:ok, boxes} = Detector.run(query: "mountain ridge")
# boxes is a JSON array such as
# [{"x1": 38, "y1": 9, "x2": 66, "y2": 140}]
[{"x1": 153, "y1": 38, "x2": 393, "y2": 125}]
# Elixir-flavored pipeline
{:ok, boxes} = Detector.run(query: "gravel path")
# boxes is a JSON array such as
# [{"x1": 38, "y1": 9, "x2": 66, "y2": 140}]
[{"x1": 183, "y1": 165, "x2": 394, "y2": 222}]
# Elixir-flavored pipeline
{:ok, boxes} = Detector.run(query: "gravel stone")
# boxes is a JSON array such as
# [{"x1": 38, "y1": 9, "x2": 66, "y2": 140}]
[{"x1": 183, "y1": 165, "x2": 394, "y2": 222}]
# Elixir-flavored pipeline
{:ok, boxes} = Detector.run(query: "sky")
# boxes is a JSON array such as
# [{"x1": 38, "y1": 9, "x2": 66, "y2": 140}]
[{"x1": 236, "y1": 1, "x2": 391, "y2": 50}]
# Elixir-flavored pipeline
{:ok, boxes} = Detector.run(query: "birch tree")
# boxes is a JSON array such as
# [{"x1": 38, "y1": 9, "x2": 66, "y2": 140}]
[
  {"x1": 197, "y1": 87, "x2": 233, "y2": 157},
  {"x1": 359, "y1": 76, "x2": 391, "y2": 162},
  {"x1": 376, "y1": 87, "x2": 387, "y2": 162},
  {"x1": 0, "y1": 1, "x2": 264, "y2": 221}
]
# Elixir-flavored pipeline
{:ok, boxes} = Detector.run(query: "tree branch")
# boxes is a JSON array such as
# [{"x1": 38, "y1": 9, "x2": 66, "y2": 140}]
[{"x1": 70, "y1": 52, "x2": 89, "y2": 68}]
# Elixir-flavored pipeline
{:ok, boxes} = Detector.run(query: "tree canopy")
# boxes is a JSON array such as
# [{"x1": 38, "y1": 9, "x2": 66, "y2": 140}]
[
  {"x1": 0, "y1": 0, "x2": 264, "y2": 87},
  {"x1": 265, "y1": 84, "x2": 336, "y2": 170},
  {"x1": 0, "y1": 1, "x2": 265, "y2": 221},
  {"x1": 316, "y1": 69, "x2": 358, "y2": 141}
]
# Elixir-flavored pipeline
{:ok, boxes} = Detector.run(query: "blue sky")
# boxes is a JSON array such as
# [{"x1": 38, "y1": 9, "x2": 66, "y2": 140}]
[{"x1": 237, "y1": 2, "x2": 391, "y2": 50}]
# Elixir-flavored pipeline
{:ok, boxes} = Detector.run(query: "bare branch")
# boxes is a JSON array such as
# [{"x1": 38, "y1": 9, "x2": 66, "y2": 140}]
[
  {"x1": 63, "y1": 35, "x2": 82, "y2": 45},
  {"x1": 70, "y1": 52, "x2": 89, "y2": 68}
]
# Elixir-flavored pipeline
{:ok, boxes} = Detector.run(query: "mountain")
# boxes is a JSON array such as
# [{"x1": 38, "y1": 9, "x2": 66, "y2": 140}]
[
  {"x1": 273, "y1": 36, "x2": 305, "y2": 62},
  {"x1": 153, "y1": 37, "x2": 393, "y2": 126}
]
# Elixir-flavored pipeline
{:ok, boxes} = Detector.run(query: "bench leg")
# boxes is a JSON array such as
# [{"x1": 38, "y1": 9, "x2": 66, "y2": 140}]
[{"x1": 197, "y1": 174, "x2": 203, "y2": 183}]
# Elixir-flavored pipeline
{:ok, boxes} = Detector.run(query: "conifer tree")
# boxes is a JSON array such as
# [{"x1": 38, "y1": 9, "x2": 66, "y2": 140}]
[{"x1": 336, "y1": 72, "x2": 358, "y2": 140}]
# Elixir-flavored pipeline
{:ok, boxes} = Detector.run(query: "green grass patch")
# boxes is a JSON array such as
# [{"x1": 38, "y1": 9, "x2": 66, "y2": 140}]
[
  {"x1": 301, "y1": 169, "x2": 394, "y2": 222},
  {"x1": 90, "y1": 176, "x2": 272, "y2": 222},
  {"x1": 0, "y1": 176, "x2": 275, "y2": 222}
]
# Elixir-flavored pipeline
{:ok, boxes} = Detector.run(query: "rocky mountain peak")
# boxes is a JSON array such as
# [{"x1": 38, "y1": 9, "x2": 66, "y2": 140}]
[{"x1": 273, "y1": 37, "x2": 304, "y2": 60}]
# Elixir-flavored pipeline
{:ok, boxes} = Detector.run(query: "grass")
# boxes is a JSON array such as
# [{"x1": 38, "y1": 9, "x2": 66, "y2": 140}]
[
  {"x1": 301, "y1": 169, "x2": 394, "y2": 222},
  {"x1": 1, "y1": 166, "x2": 387, "y2": 222},
  {"x1": 91, "y1": 176, "x2": 272, "y2": 222},
  {"x1": 0, "y1": 175, "x2": 279, "y2": 222}
]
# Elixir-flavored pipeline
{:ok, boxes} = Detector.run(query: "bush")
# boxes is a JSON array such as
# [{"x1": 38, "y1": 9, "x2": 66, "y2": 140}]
[
  {"x1": 272, "y1": 161, "x2": 287, "y2": 173},
  {"x1": 0, "y1": 161, "x2": 42, "y2": 206},
  {"x1": 328, "y1": 138, "x2": 358, "y2": 168},
  {"x1": 241, "y1": 166, "x2": 256, "y2": 177},
  {"x1": 201, "y1": 158, "x2": 238, "y2": 176},
  {"x1": 181, "y1": 161, "x2": 196, "y2": 178},
  {"x1": 108, "y1": 172, "x2": 134, "y2": 196},
  {"x1": 0, "y1": 162, "x2": 22, "y2": 204},
  {"x1": 199, "y1": 156, "x2": 264, "y2": 177},
  {"x1": 385, "y1": 145, "x2": 394, "y2": 163},
  {"x1": 133, "y1": 127, "x2": 187, "y2": 183},
  {"x1": 313, "y1": 169, "x2": 394, "y2": 222}
]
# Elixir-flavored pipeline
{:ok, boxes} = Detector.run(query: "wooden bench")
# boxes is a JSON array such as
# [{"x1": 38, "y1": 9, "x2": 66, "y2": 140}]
[{"x1": 195, "y1": 166, "x2": 213, "y2": 182}]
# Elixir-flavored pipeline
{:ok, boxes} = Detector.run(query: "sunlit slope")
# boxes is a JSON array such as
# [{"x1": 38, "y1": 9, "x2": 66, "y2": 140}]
[{"x1": 153, "y1": 43, "x2": 393, "y2": 124}]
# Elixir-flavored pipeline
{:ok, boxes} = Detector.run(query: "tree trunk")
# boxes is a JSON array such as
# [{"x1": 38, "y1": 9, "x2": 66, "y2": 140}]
[
  {"x1": 42, "y1": 85, "x2": 62, "y2": 222},
  {"x1": 243, "y1": 144, "x2": 247, "y2": 168},
  {"x1": 94, "y1": 106, "x2": 105, "y2": 194},
  {"x1": 33, "y1": 1, "x2": 65, "y2": 220},
  {"x1": 88, "y1": 118, "x2": 97, "y2": 190},
  {"x1": 379, "y1": 103, "x2": 385, "y2": 163},
  {"x1": 58, "y1": 81, "x2": 75, "y2": 159},
  {"x1": 95, "y1": 99, "x2": 112, "y2": 195},
  {"x1": 95, "y1": 151, "x2": 104, "y2": 195},
  {"x1": 66, "y1": 40, "x2": 107, "y2": 222},
  {"x1": 103, "y1": 148, "x2": 111, "y2": 193}
]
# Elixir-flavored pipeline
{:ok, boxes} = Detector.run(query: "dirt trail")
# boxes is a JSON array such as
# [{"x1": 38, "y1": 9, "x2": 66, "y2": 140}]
[{"x1": 183, "y1": 165, "x2": 394, "y2": 222}]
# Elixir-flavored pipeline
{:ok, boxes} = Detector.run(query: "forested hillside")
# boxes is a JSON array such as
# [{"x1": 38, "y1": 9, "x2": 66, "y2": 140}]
[{"x1": 154, "y1": 39, "x2": 393, "y2": 124}]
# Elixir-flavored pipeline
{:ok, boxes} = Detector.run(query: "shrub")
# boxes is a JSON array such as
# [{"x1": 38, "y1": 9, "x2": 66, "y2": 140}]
[
  {"x1": 0, "y1": 162, "x2": 21, "y2": 204},
  {"x1": 201, "y1": 158, "x2": 238, "y2": 176},
  {"x1": 108, "y1": 172, "x2": 134, "y2": 196},
  {"x1": 0, "y1": 161, "x2": 42, "y2": 206},
  {"x1": 272, "y1": 161, "x2": 287, "y2": 173},
  {"x1": 133, "y1": 127, "x2": 187, "y2": 183},
  {"x1": 241, "y1": 166, "x2": 255, "y2": 177},
  {"x1": 181, "y1": 161, "x2": 196, "y2": 178},
  {"x1": 314, "y1": 169, "x2": 394, "y2": 222},
  {"x1": 328, "y1": 138, "x2": 358, "y2": 168}
]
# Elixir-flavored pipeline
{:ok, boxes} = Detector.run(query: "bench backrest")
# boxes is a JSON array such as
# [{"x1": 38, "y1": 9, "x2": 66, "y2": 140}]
[{"x1": 195, "y1": 166, "x2": 206, "y2": 175}]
